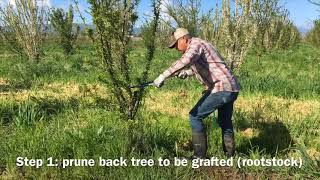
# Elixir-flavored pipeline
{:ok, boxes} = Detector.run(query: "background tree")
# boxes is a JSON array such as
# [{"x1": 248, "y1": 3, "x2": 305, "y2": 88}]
[
  {"x1": 154, "y1": 22, "x2": 174, "y2": 52},
  {"x1": 0, "y1": 0, "x2": 48, "y2": 62},
  {"x1": 50, "y1": 5, "x2": 80, "y2": 55},
  {"x1": 163, "y1": 0, "x2": 211, "y2": 36},
  {"x1": 216, "y1": 0, "x2": 258, "y2": 70},
  {"x1": 306, "y1": 0, "x2": 320, "y2": 47},
  {"x1": 251, "y1": 0, "x2": 300, "y2": 54},
  {"x1": 0, "y1": 25, "x2": 24, "y2": 56},
  {"x1": 163, "y1": 0, "x2": 257, "y2": 70},
  {"x1": 161, "y1": 0, "x2": 300, "y2": 70},
  {"x1": 88, "y1": 0, "x2": 161, "y2": 120},
  {"x1": 306, "y1": 20, "x2": 320, "y2": 47},
  {"x1": 72, "y1": 0, "x2": 95, "y2": 42}
]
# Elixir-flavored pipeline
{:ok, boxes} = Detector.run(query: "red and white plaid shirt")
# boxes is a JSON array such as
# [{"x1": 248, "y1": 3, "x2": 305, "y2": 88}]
[{"x1": 162, "y1": 37, "x2": 240, "y2": 93}]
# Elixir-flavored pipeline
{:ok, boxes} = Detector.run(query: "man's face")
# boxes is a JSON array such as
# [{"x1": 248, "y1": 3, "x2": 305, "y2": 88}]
[{"x1": 175, "y1": 37, "x2": 188, "y2": 53}]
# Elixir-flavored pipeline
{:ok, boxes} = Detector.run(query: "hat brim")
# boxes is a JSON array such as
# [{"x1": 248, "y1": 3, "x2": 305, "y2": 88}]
[{"x1": 168, "y1": 40, "x2": 177, "y2": 49}]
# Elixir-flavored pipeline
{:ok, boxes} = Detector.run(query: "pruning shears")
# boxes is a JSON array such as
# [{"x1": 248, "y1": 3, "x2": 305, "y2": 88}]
[
  {"x1": 129, "y1": 81, "x2": 155, "y2": 89},
  {"x1": 129, "y1": 71, "x2": 182, "y2": 89}
]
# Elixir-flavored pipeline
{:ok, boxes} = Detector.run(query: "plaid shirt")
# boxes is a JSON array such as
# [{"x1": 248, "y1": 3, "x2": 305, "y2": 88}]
[{"x1": 162, "y1": 37, "x2": 240, "y2": 93}]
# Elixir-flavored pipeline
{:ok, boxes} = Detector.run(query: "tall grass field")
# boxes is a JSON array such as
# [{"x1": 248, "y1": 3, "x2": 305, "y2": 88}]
[{"x1": 0, "y1": 40, "x2": 319, "y2": 179}]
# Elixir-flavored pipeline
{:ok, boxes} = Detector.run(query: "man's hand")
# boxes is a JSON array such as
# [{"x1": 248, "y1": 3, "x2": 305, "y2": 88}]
[
  {"x1": 177, "y1": 69, "x2": 193, "y2": 79},
  {"x1": 177, "y1": 70, "x2": 188, "y2": 79},
  {"x1": 153, "y1": 74, "x2": 165, "y2": 87}
]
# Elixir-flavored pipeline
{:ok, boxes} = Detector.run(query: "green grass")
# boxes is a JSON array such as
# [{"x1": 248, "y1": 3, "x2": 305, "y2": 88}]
[
  {"x1": 239, "y1": 44, "x2": 320, "y2": 99},
  {"x1": 0, "y1": 41, "x2": 319, "y2": 179}
]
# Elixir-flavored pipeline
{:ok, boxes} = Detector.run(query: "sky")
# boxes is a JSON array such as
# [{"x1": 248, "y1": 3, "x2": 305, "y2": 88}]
[{"x1": 1, "y1": 0, "x2": 319, "y2": 29}]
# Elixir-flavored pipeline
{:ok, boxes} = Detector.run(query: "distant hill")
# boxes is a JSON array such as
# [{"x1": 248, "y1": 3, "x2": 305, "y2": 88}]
[
  {"x1": 45, "y1": 23, "x2": 95, "y2": 33},
  {"x1": 47, "y1": 24, "x2": 142, "y2": 36},
  {"x1": 77, "y1": 24, "x2": 95, "y2": 31},
  {"x1": 32, "y1": 23, "x2": 315, "y2": 37},
  {"x1": 132, "y1": 27, "x2": 142, "y2": 36}
]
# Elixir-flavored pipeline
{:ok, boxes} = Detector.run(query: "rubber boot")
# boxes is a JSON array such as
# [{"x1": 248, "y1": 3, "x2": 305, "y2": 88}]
[
  {"x1": 222, "y1": 132, "x2": 235, "y2": 158},
  {"x1": 191, "y1": 132, "x2": 208, "y2": 159}
]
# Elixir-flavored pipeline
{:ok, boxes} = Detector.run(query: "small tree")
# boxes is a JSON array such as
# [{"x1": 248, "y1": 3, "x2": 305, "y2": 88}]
[
  {"x1": 264, "y1": 14, "x2": 300, "y2": 50},
  {"x1": 163, "y1": 0, "x2": 211, "y2": 36},
  {"x1": 0, "y1": 0, "x2": 48, "y2": 62},
  {"x1": 0, "y1": 26, "x2": 24, "y2": 56},
  {"x1": 154, "y1": 22, "x2": 173, "y2": 52},
  {"x1": 251, "y1": 0, "x2": 300, "y2": 54},
  {"x1": 217, "y1": 0, "x2": 258, "y2": 70},
  {"x1": 251, "y1": 0, "x2": 280, "y2": 53},
  {"x1": 50, "y1": 5, "x2": 80, "y2": 55},
  {"x1": 72, "y1": 0, "x2": 95, "y2": 42},
  {"x1": 306, "y1": 20, "x2": 320, "y2": 47},
  {"x1": 307, "y1": 0, "x2": 320, "y2": 47},
  {"x1": 88, "y1": 0, "x2": 161, "y2": 120}
]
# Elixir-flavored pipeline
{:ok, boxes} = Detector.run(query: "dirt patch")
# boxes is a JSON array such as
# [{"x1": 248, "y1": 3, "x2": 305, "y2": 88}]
[
  {"x1": 288, "y1": 100, "x2": 319, "y2": 119},
  {"x1": 0, "y1": 78, "x2": 10, "y2": 94},
  {"x1": 240, "y1": 128, "x2": 258, "y2": 138},
  {"x1": 0, "y1": 82, "x2": 109, "y2": 102},
  {"x1": 307, "y1": 148, "x2": 320, "y2": 160},
  {"x1": 2, "y1": 84, "x2": 319, "y2": 123},
  {"x1": 145, "y1": 91, "x2": 191, "y2": 119},
  {"x1": 0, "y1": 78, "x2": 9, "y2": 85},
  {"x1": 235, "y1": 95, "x2": 320, "y2": 121},
  {"x1": 145, "y1": 91, "x2": 320, "y2": 122}
]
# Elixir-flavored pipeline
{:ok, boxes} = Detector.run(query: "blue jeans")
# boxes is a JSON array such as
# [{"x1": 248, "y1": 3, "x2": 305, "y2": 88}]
[{"x1": 189, "y1": 91, "x2": 238, "y2": 134}]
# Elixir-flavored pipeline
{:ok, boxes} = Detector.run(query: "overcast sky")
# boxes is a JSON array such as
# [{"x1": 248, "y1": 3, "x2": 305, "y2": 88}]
[{"x1": 1, "y1": 0, "x2": 319, "y2": 29}]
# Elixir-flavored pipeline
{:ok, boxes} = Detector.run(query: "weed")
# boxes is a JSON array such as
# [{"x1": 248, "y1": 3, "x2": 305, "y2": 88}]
[{"x1": 14, "y1": 101, "x2": 43, "y2": 127}]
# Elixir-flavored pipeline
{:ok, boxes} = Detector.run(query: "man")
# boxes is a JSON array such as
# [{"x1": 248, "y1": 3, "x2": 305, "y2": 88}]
[{"x1": 153, "y1": 28, "x2": 240, "y2": 158}]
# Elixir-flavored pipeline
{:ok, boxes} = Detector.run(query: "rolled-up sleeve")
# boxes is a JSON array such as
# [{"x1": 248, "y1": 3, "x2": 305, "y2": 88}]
[{"x1": 162, "y1": 44, "x2": 201, "y2": 78}]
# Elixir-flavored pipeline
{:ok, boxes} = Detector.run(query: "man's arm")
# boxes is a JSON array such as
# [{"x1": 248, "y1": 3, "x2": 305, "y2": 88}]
[
  {"x1": 153, "y1": 44, "x2": 200, "y2": 87},
  {"x1": 162, "y1": 45, "x2": 200, "y2": 78}
]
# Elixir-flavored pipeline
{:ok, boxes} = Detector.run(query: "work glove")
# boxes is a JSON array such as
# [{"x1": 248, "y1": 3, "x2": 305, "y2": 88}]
[
  {"x1": 153, "y1": 74, "x2": 165, "y2": 88},
  {"x1": 177, "y1": 71, "x2": 188, "y2": 79},
  {"x1": 177, "y1": 69, "x2": 193, "y2": 79}
]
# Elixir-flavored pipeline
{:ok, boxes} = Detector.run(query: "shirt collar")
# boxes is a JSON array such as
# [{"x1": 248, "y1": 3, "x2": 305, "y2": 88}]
[{"x1": 185, "y1": 37, "x2": 193, "y2": 53}]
